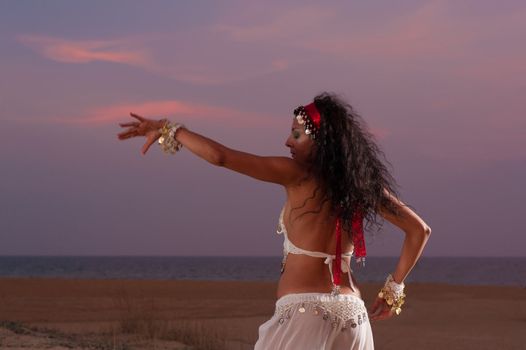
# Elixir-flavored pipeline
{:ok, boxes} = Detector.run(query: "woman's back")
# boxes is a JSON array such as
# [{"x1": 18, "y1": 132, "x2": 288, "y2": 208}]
[
  {"x1": 277, "y1": 178, "x2": 361, "y2": 299},
  {"x1": 118, "y1": 92, "x2": 431, "y2": 349}
]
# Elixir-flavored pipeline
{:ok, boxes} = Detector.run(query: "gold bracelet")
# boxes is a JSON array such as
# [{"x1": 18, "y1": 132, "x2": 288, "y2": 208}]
[
  {"x1": 378, "y1": 274, "x2": 406, "y2": 315},
  {"x1": 158, "y1": 121, "x2": 185, "y2": 154}
]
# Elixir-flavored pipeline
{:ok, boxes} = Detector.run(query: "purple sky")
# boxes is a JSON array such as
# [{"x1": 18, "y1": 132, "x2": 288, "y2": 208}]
[{"x1": 1, "y1": 1, "x2": 525, "y2": 257}]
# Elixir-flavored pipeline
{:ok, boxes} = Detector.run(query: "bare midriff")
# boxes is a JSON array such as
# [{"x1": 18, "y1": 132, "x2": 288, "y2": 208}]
[{"x1": 276, "y1": 253, "x2": 362, "y2": 300}]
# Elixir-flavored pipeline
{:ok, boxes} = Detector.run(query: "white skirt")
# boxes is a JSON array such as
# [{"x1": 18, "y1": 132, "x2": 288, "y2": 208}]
[{"x1": 254, "y1": 292, "x2": 374, "y2": 350}]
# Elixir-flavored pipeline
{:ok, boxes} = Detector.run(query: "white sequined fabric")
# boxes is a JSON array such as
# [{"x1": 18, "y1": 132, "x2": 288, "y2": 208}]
[
  {"x1": 255, "y1": 292, "x2": 374, "y2": 349},
  {"x1": 275, "y1": 293, "x2": 369, "y2": 329}
]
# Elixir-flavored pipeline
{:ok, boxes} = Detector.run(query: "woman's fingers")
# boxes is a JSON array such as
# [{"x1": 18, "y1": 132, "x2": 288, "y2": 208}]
[
  {"x1": 119, "y1": 122, "x2": 139, "y2": 128},
  {"x1": 141, "y1": 132, "x2": 160, "y2": 155},
  {"x1": 369, "y1": 297, "x2": 382, "y2": 317},
  {"x1": 369, "y1": 297, "x2": 394, "y2": 321},
  {"x1": 379, "y1": 307, "x2": 393, "y2": 320},
  {"x1": 118, "y1": 114, "x2": 159, "y2": 149},
  {"x1": 130, "y1": 112, "x2": 145, "y2": 121},
  {"x1": 117, "y1": 128, "x2": 138, "y2": 140},
  {"x1": 371, "y1": 311, "x2": 387, "y2": 321},
  {"x1": 141, "y1": 139, "x2": 153, "y2": 155},
  {"x1": 370, "y1": 309, "x2": 385, "y2": 321},
  {"x1": 373, "y1": 308, "x2": 394, "y2": 321}
]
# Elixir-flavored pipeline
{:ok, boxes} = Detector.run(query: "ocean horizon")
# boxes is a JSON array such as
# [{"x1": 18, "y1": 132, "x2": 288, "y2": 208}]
[{"x1": 1, "y1": 256, "x2": 524, "y2": 287}]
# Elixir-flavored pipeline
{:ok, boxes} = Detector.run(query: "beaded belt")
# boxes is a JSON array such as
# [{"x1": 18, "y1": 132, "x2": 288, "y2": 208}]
[{"x1": 274, "y1": 293, "x2": 369, "y2": 330}]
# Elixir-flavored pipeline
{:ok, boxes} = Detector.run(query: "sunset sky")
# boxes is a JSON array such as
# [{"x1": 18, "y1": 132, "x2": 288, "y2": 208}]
[{"x1": 1, "y1": 0, "x2": 524, "y2": 257}]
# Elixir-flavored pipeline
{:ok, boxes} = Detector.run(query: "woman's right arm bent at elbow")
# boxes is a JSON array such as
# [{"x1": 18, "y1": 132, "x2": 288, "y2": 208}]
[
  {"x1": 369, "y1": 188, "x2": 431, "y2": 321},
  {"x1": 378, "y1": 188, "x2": 432, "y2": 284}
]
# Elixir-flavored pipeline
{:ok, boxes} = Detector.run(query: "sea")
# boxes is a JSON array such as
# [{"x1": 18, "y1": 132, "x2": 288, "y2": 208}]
[{"x1": 0, "y1": 256, "x2": 524, "y2": 286}]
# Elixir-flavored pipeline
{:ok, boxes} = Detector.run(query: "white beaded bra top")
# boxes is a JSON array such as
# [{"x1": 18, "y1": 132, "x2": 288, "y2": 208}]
[{"x1": 277, "y1": 204, "x2": 358, "y2": 292}]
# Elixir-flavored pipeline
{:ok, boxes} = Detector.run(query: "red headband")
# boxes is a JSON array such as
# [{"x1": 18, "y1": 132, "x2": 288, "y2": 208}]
[
  {"x1": 294, "y1": 101, "x2": 322, "y2": 138},
  {"x1": 304, "y1": 102, "x2": 322, "y2": 129}
]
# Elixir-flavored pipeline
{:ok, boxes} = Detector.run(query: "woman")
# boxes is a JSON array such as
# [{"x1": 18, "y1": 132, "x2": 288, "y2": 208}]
[{"x1": 117, "y1": 92, "x2": 431, "y2": 349}]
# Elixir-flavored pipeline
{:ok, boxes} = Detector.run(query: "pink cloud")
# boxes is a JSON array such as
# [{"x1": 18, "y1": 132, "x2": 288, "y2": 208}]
[
  {"x1": 16, "y1": 32, "x2": 290, "y2": 86},
  {"x1": 370, "y1": 127, "x2": 391, "y2": 141},
  {"x1": 15, "y1": 3, "x2": 526, "y2": 88},
  {"x1": 45, "y1": 99, "x2": 278, "y2": 129},
  {"x1": 216, "y1": 2, "x2": 464, "y2": 59},
  {"x1": 215, "y1": 1, "x2": 526, "y2": 64},
  {"x1": 17, "y1": 34, "x2": 151, "y2": 66},
  {"x1": 34, "y1": 98, "x2": 389, "y2": 140}
]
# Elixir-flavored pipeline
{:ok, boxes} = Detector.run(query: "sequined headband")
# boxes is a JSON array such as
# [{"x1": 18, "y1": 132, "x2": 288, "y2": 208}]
[{"x1": 293, "y1": 102, "x2": 321, "y2": 139}]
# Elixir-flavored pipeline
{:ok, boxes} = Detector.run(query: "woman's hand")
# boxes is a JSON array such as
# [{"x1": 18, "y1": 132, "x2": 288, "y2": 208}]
[
  {"x1": 117, "y1": 113, "x2": 167, "y2": 155},
  {"x1": 368, "y1": 296, "x2": 396, "y2": 321}
]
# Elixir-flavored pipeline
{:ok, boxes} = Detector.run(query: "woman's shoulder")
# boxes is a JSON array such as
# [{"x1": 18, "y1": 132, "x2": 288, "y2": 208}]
[{"x1": 283, "y1": 170, "x2": 319, "y2": 193}]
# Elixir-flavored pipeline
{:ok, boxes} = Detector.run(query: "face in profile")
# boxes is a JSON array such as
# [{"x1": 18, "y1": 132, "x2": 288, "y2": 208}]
[{"x1": 285, "y1": 117, "x2": 315, "y2": 164}]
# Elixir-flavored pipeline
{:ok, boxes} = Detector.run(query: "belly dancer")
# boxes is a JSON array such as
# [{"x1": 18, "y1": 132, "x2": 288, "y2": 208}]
[{"x1": 117, "y1": 92, "x2": 432, "y2": 349}]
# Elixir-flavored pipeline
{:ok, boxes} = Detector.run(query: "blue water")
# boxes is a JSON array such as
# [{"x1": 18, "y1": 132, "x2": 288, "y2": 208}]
[{"x1": 0, "y1": 256, "x2": 524, "y2": 286}]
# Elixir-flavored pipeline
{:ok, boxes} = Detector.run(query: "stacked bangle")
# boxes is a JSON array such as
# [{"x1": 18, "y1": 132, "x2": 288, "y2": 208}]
[
  {"x1": 378, "y1": 274, "x2": 406, "y2": 315},
  {"x1": 158, "y1": 121, "x2": 186, "y2": 154}
]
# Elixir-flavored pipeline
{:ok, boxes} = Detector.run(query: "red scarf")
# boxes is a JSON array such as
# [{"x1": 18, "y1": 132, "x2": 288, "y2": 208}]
[
  {"x1": 332, "y1": 208, "x2": 366, "y2": 286},
  {"x1": 300, "y1": 101, "x2": 367, "y2": 286}
]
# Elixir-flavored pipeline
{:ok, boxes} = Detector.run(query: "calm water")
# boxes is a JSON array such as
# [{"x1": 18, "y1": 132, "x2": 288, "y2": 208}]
[{"x1": 0, "y1": 256, "x2": 524, "y2": 286}]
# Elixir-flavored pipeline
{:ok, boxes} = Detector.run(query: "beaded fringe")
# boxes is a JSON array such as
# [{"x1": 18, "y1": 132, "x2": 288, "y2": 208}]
[{"x1": 274, "y1": 293, "x2": 369, "y2": 331}]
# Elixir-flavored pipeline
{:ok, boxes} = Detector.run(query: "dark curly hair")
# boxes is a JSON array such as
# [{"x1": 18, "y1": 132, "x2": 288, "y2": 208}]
[{"x1": 294, "y1": 92, "x2": 408, "y2": 236}]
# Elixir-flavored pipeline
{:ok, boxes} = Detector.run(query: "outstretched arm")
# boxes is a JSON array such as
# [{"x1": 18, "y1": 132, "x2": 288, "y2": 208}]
[
  {"x1": 176, "y1": 127, "x2": 302, "y2": 186},
  {"x1": 117, "y1": 113, "x2": 303, "y2": 187}
]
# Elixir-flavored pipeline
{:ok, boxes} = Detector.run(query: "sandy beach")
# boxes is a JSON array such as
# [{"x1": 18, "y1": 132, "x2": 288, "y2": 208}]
[{"x1": 0, "y1": 278, "x2": 524, "y2": 349}]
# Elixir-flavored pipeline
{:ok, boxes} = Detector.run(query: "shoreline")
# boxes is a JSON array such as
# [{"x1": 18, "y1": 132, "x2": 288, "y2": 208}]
[
  {"x1": 0, "y1": 278, "x2": 525, "y2": 349},
  {"x1": 1, "y1": 275, "x2": 524, "y2": 287}
]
